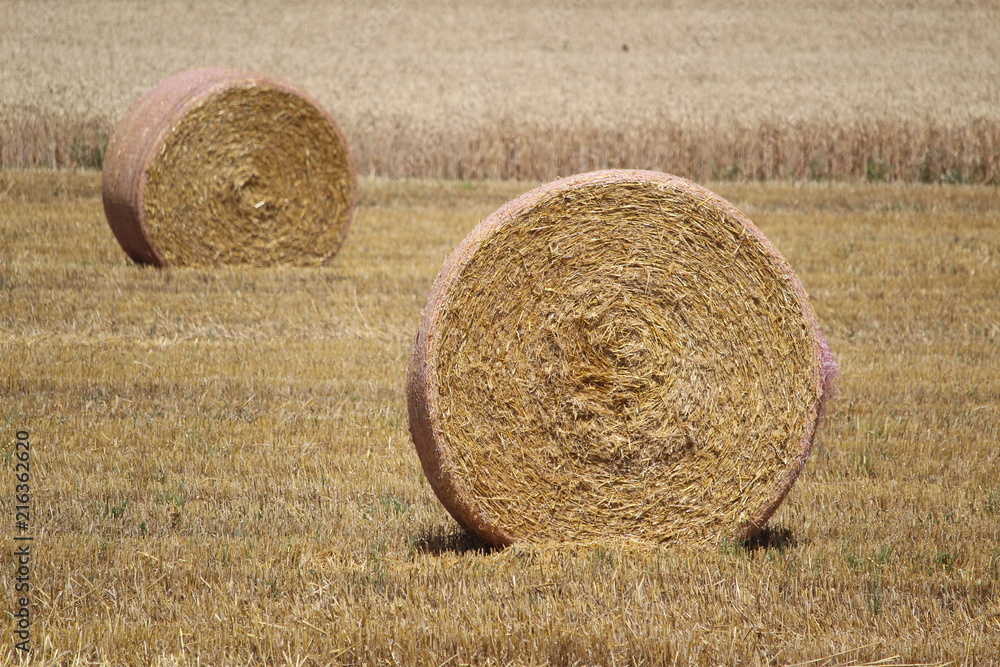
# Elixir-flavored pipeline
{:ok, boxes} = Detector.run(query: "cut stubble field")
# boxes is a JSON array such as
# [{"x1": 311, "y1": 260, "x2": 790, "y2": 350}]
[{"x1": 0, "y1": 171, "x2": 997, "y2": 665}]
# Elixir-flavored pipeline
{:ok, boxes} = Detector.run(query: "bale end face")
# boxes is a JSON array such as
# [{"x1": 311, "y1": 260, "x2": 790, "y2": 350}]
[
  {"x1": 102, "y1": 67, "x2": 356, "y2": 267},
  {"x1": 408, "y1": 169, "x2": 836, "y2": 547}
]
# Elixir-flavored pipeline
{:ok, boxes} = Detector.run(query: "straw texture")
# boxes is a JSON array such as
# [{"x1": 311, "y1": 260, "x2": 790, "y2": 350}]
[
  {"x1": 408, "y1": 169, "x2": 836, "y2": 547},
  {"x1": 101, "y1": 67, "x2": 355, "y2": 267}
]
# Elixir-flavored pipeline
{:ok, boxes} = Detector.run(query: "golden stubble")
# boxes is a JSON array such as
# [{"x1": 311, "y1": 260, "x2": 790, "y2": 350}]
[{"x1": 0, "y1": 171, "x2": 997, "y2": 665}]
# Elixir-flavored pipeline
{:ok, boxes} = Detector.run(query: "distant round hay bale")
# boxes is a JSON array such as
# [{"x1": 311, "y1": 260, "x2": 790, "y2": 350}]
[
  {"x1": 408, "y1": 169, "x2": 837, "y2": 547},
  {"x1": 101, "y1": 67, "x2": 355, "y2": 267}
]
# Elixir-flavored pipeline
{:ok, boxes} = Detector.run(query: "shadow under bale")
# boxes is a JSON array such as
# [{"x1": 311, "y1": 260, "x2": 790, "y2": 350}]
[{"x1": 412, "y1": 526, "x2": 500, "y2": 556}]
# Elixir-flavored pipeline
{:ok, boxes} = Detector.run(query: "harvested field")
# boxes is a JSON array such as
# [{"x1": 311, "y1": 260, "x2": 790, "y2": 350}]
[
  {"x1": 1, "y1": 171, "x2": 998, "y2": 664},
  {"x1": 2, "y1": 1, "x2": 998, "y2": 662},
  {"x1": 2, "y1": 1, "x2": 999, "y2": 181}
]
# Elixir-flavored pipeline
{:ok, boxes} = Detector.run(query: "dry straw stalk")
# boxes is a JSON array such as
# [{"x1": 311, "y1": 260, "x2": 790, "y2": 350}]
[
  {"x1": 101, "y1": 67, "x2": 355, "y2": 267},
  {"x1": 408, "y1": 169, "x2": 837, "y2": 548}
]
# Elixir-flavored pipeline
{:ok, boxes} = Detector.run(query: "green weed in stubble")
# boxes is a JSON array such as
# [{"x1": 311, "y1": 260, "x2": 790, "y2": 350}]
[
  {"x1": 841, "y1": 539, "x2": 862, "y2": 571},
  {"x1": 718, "y1": 536, "x2": 744, "y2": 557},
  {"x1": 155, "y1": 480, "x2": 188, "y2": 508},
  {"x1": 986, "y1": 486, "x2": 1000, "y2": 516},
  {"x1": 841, "y1": 541, "x2": 895, "y2": 615},
  {"x1": 98, "y1": 498, "x2": 130, "y2": 520},
  {"x1": 589, "y1": 546, "x2": 617, "y2": 572},
  {"x1": 360, "y1": 492, "x2": 411, "y2": 521},
  {"x1": 868, "y1": 544, "x2": 894, "y2": 616},
  {"x1": 379, "y1": 491, "x2": 410, "y2": 517},
  {"x1": 933, "y1": 551, "x2": 957, "y2": 573},
  {"x1": 363, "y1": 539, "x2": 388, "y2": 593}
]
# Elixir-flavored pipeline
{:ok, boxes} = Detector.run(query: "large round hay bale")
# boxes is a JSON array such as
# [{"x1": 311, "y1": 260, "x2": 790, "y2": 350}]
[
  {"x1": 101, "y1": 67, "x2": 355, "y2": 267},
  {"x1": 407, "y1": 169, "x2": 837, "y2": 547}
]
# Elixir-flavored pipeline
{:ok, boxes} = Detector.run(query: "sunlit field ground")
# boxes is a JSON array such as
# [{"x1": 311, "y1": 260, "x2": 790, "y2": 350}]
[{"x1": 1, "y1": 171, "x2": 997, "y2": 665}]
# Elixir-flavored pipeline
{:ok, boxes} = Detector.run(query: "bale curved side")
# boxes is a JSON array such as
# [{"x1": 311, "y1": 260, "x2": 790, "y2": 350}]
[
  {"x1": 407, "y1": 169, "x2": 837, "y2": 547},
  {"x1": 101, "y1": 67, "x2": 356, "y2": 267}
]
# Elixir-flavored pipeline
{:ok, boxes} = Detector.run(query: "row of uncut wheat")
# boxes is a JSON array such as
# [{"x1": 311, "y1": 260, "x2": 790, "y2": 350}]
[{"x1": 3, "y1": 106, "x2": 998, "y2": 184}]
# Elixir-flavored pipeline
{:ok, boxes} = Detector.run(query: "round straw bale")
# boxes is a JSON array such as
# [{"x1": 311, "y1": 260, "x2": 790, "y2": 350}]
[
  {"x1": 407, "y1": 169, "x2": 837, "y2": 547},
  {"x1": 101, "y1": 67, "x2": 355, "y2": 267}
]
